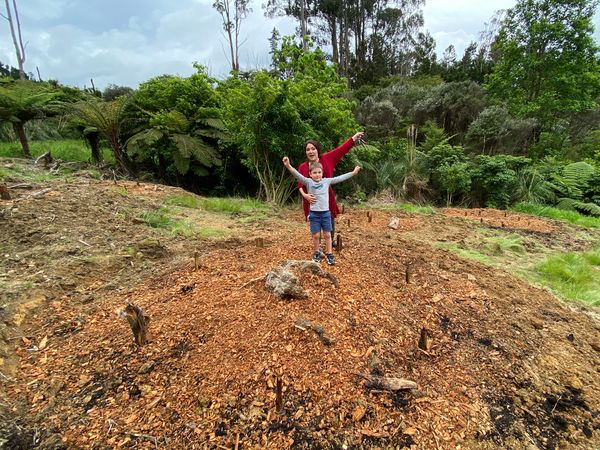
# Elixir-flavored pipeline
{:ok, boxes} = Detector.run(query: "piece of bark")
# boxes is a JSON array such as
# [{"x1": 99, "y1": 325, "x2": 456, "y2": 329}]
[{"x1": 357, "y1": 373, "x2": 417, "y2": 391}]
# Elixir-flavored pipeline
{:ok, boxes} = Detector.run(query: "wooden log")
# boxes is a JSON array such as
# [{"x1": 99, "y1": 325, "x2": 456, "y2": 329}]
[
  {"x1": 356, "y1": 373, "x2": 417, "y2": 391},
  {"x1": 194, "y1": 251, "x2": 199, "y2": 270},
  {"x1": 336, "y1": 234, "x2": 343, "y2": 252}
]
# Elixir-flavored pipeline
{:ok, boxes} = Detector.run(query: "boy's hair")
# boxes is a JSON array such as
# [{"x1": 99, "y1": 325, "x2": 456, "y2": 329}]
[
  {"x1": 304, "y1": 139, "x2": 322, "y2": 156},
  {"x1": 309, "y1": 162, "x2": 323, "y2": 173}
]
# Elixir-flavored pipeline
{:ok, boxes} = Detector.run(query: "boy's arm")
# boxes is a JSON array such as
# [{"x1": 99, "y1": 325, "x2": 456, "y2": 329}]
[
  {"x1": 283, "y1": 157, "x2": 311, "y2": 185},
  {"x1": 289, "y1": 166, "x2": 312, "y2": 185},
  {"x1": 329, "y1": 166, "x2": 360, "y2": 185}
]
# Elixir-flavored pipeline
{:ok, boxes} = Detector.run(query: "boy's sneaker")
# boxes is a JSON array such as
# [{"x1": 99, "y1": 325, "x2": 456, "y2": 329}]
[
  {"x1": 313, "y1": 251, "x2": 322, "y2": 263},
  {"x1": 326, "y1": 253, "x2": 336, "y2": 265}
]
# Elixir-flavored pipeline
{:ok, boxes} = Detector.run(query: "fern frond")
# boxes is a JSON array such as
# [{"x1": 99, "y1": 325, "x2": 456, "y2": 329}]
[
  {"x1": 170, "y1": 134, "x2": 221, "y2": 168},
  {"x1": 125, "y1": 128, "x2": 165, "y2": 156}
]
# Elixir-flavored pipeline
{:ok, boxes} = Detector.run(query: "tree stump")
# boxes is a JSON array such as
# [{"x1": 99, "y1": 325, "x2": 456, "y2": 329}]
[
  {"x1": 118, "y1": 303, "x2": 150, "y2": 346},
  {"x1": 0, "y1": 185, "x2": 11, "y2": 200}
]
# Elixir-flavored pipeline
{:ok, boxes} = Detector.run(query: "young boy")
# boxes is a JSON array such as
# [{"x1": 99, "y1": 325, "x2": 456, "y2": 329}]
[{"x1": 283, "y1": 156, "x2": 360, "y2": 265}]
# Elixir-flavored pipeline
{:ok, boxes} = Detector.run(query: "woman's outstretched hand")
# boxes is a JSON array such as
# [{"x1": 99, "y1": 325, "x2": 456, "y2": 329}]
[
  {"x1": 352, "y1": 166, "x2": 361, "y2": 175},
  {"x1": 352, "y1": 131, "x2": 365, "y2": 143}
]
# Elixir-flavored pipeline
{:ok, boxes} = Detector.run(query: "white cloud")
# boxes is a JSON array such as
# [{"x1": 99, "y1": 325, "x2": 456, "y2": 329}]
[{"x1": 0, "y1": 0, "x2": 598, "y2": 89}]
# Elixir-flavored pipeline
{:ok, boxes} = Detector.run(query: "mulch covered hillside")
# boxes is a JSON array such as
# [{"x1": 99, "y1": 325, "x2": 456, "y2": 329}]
[{"x1": 4, "y1": 187, "x2": 599, "y2": 449}]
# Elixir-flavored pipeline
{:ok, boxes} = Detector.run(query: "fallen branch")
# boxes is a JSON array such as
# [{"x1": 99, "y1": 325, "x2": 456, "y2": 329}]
[
  {"x1": 239, "y1": 275, "x2": 266, "y2": 289},
  {"x1": 355, "y1": 372, "x2": 417, "y2": 391}
]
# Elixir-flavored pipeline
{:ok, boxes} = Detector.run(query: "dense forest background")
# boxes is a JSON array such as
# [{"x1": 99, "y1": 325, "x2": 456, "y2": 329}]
[{"x1": 1, "y1": 0, "x2": 599, "y2": 214}]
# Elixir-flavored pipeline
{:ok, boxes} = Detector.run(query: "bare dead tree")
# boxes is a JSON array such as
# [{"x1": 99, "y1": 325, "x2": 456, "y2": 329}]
[
  {"x1": 212, "y1": 0, "x2": 251, "y2": 72},
  {"x1": 2, "y1": 0, "x2": 26, "y2": 79}
]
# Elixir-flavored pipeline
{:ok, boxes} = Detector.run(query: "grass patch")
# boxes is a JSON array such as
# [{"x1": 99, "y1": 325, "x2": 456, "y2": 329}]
[
  {"x1": 0, "y1": 164, "x2": 59, "y2": 183},
  {"x1": 140, "y1": 210, "x2": 175, "y2": 230},
  {"x1": 140, "y1": 209, "x2": 225, "y2": 237},
  {"x1": 481, "y1": 235, "x2": 525, "y2": 256},
  {"x1": 0, "y1": 140, "x2": 115, "y2": 163},
  {"x1": 111, "y1": 186, "x2": 129, "y2": 197},
  {"x1": 164, "y1": 195, "x2": 268, "y2": 216},
  {"x1": 164, "y1": 194, "x2": 202, "y2": 209},
  {"x1": 390, "y1": 203, "x2": 436, "y2": 215},
  {"x1": 535, "y1": 248, "x2": 600, "y2": 306},
  {"x1": 199, "y1": 197, "x2": 267, "y2": 214},
  {"x1": 511, "y1": 202, "x2": 600, "y2": 228},
  {"x1": 435, "y1": 242, "x2": 494, "y2": 265}
]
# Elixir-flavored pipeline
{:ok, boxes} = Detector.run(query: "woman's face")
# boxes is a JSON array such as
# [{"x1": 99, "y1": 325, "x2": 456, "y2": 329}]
[{"x1": 305, "y1": 143, "x2": 319, "y2": 162}]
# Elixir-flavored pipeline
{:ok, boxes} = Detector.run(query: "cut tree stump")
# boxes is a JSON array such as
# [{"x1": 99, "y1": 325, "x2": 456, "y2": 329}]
[
  {"x1": 118, "y1": 303, "x2": 150, "y2": 346},
  {"x1": 356, "y1": 373, "x2": 417, "y2": 391},
  {"x1": 418, "y1": 327, "x2": 432, "y2": 351},
  {"x1": 0, "y1": 185, "x2": 11, "y2": 200},
  {"x1": 336, "y1": 235, "x2": 343, "y2": 252}
]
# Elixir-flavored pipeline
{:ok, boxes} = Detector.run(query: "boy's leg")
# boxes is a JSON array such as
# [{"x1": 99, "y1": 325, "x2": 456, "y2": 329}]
[
  {"x1": 323, "y1": 231, "x2": 333, "y2": 254},
  {"x1": 312, "y1": 232, "x2": 321, "y2": 253}
]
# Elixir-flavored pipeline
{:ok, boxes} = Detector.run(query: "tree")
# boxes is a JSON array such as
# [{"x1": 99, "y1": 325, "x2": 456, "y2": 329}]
[
  {"x1": 1, "y1": 0, "x2": 26, "y2": 80},
  {"x1": 213, "y1": 0, "x2": 251, "y2": 72},
  {"x1": 69, "y1": 96, "x2": 132, "y2": 175},
  {"x1": 102, "y1": 84, "x2": 134, "y2": 101},
  {"x1": 0, "y1": 79, "x2": 58, "y2": 157},
  {"x1": 486, "y1": 0, "x2": 600, "y2": 130},
  {"x1": 128, "y1": 66, "x2": 226, "y2": 189},
  {"x1": 219, "y1": 44, "x2": 357, "y2": 204}
]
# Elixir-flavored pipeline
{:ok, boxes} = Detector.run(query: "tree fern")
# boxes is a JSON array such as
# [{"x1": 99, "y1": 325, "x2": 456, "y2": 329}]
[{"x1": 556, "y1": 198, "x2": 600, "y2": 217}]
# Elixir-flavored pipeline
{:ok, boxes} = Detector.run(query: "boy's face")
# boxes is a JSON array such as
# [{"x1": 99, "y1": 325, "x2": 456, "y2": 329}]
[{"x1": 310, "y1": 167, "x2": 323, "y2": 182}]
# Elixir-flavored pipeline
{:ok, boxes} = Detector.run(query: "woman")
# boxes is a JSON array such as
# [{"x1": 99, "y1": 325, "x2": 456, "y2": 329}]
[{"x1": 296, "y1": 131, "x2": 365, "y2": 245}]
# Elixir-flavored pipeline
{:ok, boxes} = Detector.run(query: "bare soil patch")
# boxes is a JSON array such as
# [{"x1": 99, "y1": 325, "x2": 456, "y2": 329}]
[{"x1": 1, "y1": 173, "x2": 599, "y2": 449}]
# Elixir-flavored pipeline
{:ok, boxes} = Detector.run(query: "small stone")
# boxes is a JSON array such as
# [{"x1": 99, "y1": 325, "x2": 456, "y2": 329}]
[
  {"x1": 530, "y1": 319, "x2": 544, "y2": 330},
  {"x1": 138, "y1": 361, "x2": 155, "y2": 374}
]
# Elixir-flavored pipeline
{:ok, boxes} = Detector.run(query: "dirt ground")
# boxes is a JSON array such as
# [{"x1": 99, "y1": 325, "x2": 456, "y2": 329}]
[{"x1": 1, "y1": 162, "x2": 599, "y2": 449}]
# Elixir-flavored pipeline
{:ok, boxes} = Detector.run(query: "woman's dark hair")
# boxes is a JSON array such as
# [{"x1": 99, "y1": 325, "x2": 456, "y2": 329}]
[{"x1": 304, "y1": 139, "x2": 322, "y2": 157}]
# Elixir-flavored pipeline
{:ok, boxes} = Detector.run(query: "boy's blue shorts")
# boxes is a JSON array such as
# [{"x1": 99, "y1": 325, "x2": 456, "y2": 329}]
[{"x1": 308, "y1": 210, "x2": 332, "y2": 234}]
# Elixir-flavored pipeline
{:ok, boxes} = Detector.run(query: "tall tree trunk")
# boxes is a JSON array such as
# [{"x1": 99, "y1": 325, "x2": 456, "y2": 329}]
[
  {"x1": 12, "y1": 121, "x2": 30, "y2": 158},
  {"x1": 5, "y1": 0, "x2": 26, "y2": 80},
  {"x1": 300, "y1": 0, "x2": 307, "y2": 50},
  {"x1": 108, "y1": 137, "x2": 130, "y2": 176},
  {"x1": 86, "y1": 131, "x2": 102, "y2": 164},
  {"x1": 329, "y1": 17, "x2": 338, "y2": 66}
]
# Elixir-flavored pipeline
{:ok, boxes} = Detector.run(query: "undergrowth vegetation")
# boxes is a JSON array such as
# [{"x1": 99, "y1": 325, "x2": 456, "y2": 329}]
[{"x1": 536, "y1": 248, "x2": 600, "y2": 307}]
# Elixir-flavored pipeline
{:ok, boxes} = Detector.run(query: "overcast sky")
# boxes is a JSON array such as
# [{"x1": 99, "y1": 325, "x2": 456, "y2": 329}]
[{"x1": 1, "y1": 0, "x2": 599, "y2": 90}]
